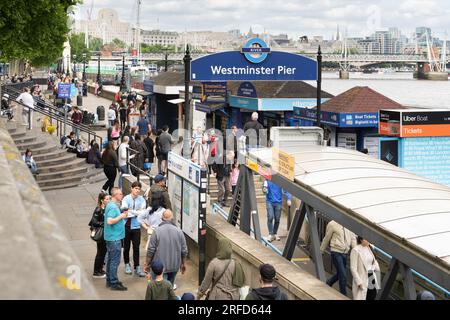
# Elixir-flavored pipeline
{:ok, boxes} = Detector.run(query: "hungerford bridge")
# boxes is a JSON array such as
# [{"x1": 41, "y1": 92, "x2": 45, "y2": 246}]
[{"x1": 95, "y1": 52, "x2": 450, "y2": 67}]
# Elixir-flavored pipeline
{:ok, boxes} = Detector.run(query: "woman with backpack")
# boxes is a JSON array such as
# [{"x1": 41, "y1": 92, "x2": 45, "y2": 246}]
[
  {"x1": 197, "y1": 238, "x2": 246, "y2": 300},
  {"x1": 88, "y1": 193, "x2": 110, "y2": 278}
]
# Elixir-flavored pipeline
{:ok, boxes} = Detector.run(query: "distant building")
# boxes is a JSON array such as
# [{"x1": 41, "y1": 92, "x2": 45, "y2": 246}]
[
  {"x1": 140, "y1": 29, "x2": 178, "y2": 47},
  {"x1": 357, "y1": 38, "x2": 381, "y2": 54},
  {"x1": 74, "y1": 8, "x2": 132, "y2": 45},
  {"x1": 176, "y1": 31, "x2": 238, "y2": 52},
  {"x1": 228, "y1": 29, "x2": 241, "y2": 39}
]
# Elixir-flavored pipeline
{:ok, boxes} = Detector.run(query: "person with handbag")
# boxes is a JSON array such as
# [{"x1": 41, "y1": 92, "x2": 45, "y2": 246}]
[
  {"x1": 197, "y1": 238, "x2": 246, "y2": 300},
  {"x1": 350, "y1": 236, "x2": 381, "y2": 300},
  {"x1": 88, "y1": 193, "x2": 111, "y2": 278}
]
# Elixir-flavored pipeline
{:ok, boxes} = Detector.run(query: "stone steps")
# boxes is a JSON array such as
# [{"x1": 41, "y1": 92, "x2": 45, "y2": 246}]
[
  {"x1": 33, "y1": 150, "x2": 71, "y2": 162},
  {"x1": 37, "y1": 158, "x2": 88, "y2": 173},
  {"x1": 35, "y1": 153, "x2": 83, "y2": 166},
  {"x1": 6, "y1": 123, "x2": 105, "y2": 191},
  {"x1": 36, "y1": 166, "x2": 89, "y2": 181},
  {"x1": 37, "y1": 168, "x2": 104, "y2": 188}
]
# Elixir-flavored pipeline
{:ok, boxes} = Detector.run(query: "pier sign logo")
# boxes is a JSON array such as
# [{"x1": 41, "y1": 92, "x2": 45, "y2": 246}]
[{"x1": 241, "y1": 38, "x2": 271, "y2": 63}]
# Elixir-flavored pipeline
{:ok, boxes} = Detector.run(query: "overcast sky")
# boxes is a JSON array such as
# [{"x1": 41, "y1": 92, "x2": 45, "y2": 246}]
[{"x1": 74, "y1": 0, "x2": 450, "y2": 39}]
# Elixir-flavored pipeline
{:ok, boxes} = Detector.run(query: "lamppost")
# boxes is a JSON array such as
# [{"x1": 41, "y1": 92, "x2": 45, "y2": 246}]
[
  {"x1": 316, "y1": 46, "x2": 322, "y2": 127},
  {"x1": 72, "y1": 54, "x2": 77, "y2": 79},
  {"x1": 120, "y1": 54, "x2": 126, "y2": 92},
  {"x1": 82, "y1": 53, "x2": 87, "y2": 81},
  {"x1": 183, "y1": 45, "x2": 192, "y2": 160},
  {"x1": 162, "y1": 47, "x2": 169, "y2": 72},
  {"x1": 66, "y1": 55, "x2": 70, "y2": 76},
  {"x1": 97, "y1": 55, "x2": 101, "y2": 84}
]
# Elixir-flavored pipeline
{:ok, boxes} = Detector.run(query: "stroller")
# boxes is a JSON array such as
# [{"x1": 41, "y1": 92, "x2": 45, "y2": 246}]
[{"x1": 1, "y1": 94, "x2": 14, "y2": 120}]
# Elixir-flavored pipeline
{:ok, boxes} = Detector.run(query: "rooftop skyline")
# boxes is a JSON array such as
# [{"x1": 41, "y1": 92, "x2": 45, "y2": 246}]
[{"x1": 73, "y1": 0, "x2": 450, "y2": 39}]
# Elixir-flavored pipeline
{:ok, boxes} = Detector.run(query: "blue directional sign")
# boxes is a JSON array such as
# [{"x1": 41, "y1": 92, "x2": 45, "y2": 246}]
[
  {"x1": 191, "y1": 38, "x2": 317, "y2": 82},
  {"x1": 57, "y1": 83, "x2": 72, "y2": 99}
]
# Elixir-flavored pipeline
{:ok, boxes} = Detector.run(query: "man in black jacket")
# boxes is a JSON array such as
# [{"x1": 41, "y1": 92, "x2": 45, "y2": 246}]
[
  {"x1": 212, "y1": 153, "x2": 231, "y2": 207},
  {"x1": 246, "y1": 264, "x2": 288, "y2": 300},
  {"x1": 243, "y1": 112, "x2": 265, "y2": 149}
]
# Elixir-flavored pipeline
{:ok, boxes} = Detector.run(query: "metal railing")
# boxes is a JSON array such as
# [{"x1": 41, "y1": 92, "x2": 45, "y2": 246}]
[
  {"x1": 125, "y1": 145, "x2": 154, "y2": 185},
  {"x1": 2, "y1": 83, "x2": 103, "y2": 150}
]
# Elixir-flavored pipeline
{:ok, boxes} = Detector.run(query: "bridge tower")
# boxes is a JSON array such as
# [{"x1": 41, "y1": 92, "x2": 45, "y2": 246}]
[
  {"x1": 414, "y1": 32, "x2": 448, "y2": 81},
  {"x1": 339, "y1": 29, "x2": 350, "y2": 79}
]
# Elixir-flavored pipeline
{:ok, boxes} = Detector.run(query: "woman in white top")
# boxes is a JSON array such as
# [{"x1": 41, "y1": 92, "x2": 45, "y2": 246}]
[{"x1": 350, "y1": 236, "x2": 380, "y2": 300}]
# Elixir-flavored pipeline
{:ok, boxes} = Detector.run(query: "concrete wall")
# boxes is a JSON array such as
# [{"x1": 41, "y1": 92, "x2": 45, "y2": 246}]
[
  {"x1": 0, "y1": 125, "x2": 98, "y2": 299},
  {"x1": 122, "y1": 175, "x2": 345, "y2": 300}
]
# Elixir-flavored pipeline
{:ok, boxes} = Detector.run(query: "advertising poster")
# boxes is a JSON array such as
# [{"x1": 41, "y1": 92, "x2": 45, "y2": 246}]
[
  {"x1": 364, "y1": 137, "x2": 380, "y2": 158},
  {"x1": 182, "y1": 181, "x2": 199, "y2": 243},
  {"x1": 168, "y1": 172, "x2": 183, "y2": 228},
  {"x1": 338, "y1": 132, "x2": 357, "y2": 150}
]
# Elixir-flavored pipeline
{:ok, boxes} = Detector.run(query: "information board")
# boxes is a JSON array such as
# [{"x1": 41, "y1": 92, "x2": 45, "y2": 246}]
[
  {"x1": 168, "y1": 172, "x2": 183, "y2": 228},
  {"x1": 57, "y1": 83, "x2": 72, "y2": 99},
  {"x1": 364, "y1": 137, "x2": 380, "y2": 158},
  {"x1": 182, "y1": 180, "x2": 200, "y2": 243},
  {"x1": 338, "y1": 132, "x2": 357, "y2": 150},
  {"x1": 402, "y1": 137, "x2": 450, "y2": 186}
]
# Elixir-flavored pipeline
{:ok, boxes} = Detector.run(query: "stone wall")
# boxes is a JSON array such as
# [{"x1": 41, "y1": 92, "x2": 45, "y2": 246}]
[{"x1": 0, "y1": 125, "x2": 98, "y2": 299}]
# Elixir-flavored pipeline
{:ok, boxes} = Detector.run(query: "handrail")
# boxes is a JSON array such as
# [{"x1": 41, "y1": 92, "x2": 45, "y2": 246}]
[
  {"x1": 125, "y1": 145, "x2": 154, "y2": 184},
  {"x1": 2, "y1": 84, "x2": 104, "y2": 151}
]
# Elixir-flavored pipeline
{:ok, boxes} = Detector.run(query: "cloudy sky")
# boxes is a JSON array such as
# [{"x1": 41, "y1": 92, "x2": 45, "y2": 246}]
[{"x1": 74, "y1": 0, "x2": 450, "y2": 39}]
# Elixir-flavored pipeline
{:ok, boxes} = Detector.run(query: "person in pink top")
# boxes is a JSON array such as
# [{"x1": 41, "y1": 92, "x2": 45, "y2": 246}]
[{"x1": 230, "y1": 159, "x2": 239, "y2": 195}]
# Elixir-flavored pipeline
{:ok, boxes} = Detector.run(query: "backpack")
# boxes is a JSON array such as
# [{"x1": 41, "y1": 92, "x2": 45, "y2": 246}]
[{"x1": 60, "y1": 135, "x2": 68, "y2": 146}]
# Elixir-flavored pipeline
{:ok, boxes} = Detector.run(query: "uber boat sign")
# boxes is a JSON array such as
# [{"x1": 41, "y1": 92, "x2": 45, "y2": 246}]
[{"x1": 191, "y1": 38, "x2": 317, "y2": 81}]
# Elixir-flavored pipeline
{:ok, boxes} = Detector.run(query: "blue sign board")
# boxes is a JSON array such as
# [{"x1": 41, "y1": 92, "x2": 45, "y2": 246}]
[
  {"x1": 191, "y1": 38, "x2": 317, "y2": 81},
  {"x1": 339, "y1": 112, "x2": 378, "y2": 128},
  {"x1": 143, "y1": 80, "x2": 154, "y2": 93},
  {"x1": 228, "y1": 96, "x2": 259, "y2": 111},
  {"x1": 57, "y1": 83, "x2": 72, "y2": 99},
  {"x1": 294, "y1": 107, "x2": 379, "y2": 128},
  {"x1": 401, "y1": 136, "x2": 450, "y2": 186},
  {"x1": 293, "y1": 107, "x2": 339, "y2": 126},
  {"x1": 262, "y1": 98, "x2": 329, "y2": 112},
  {"x1": 237, "y1": 82, "x2": 257, "y2": 98}
]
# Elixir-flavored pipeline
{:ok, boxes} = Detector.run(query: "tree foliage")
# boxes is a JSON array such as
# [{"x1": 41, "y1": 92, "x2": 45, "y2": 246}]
[
  {"x1": 0, "y1": 0, "x2": 81, "y2": 66},
  {"x1": 141, "y1": 44, "x2": 176, "y2": 53},
  {"x1": 69, "y1": 33, "x2": 91, "y2": 63}
]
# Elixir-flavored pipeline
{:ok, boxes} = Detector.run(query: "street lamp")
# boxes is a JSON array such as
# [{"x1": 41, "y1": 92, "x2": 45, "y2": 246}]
[
  {"x1": 82, "y1": 53, "x2": 87, "y2": 81},
  {"x1": 97, "y1": 55, "x2": 101, "y2": 84},
  {"x1": 162, "y1": 47, "x2": 169, "y2": 72},
  {"x1": 120, "y1": 54, "x2": 126, "y2": 92},
  {"x1": 72, "y1": 54, "x2": 77, "y2": 79},
  {"x1": 66, "y1": 55, "x2": 70, "y2": 76}
]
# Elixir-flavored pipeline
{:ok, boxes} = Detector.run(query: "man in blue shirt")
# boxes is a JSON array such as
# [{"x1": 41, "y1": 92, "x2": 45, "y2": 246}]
[
  {"x1": 104, "y1": 187, "x2": 128, "y2": 291},
  {"x1": 121, "y1": 181, "x2": 147, "y2": 277},
  {"x1": 263, "y1": 180, "x2": 292, "y2": 242},
  {"x1": 136, "y1": 113, "x2": 151, "y2": 136}
]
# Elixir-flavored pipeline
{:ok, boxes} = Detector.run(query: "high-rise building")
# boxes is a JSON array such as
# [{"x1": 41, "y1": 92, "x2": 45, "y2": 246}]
[
  {"x1": 74, "y1": 9, "x2": 133, "y2": 46},
  {"x1": 228, "y1": 29, "x2": 241, "y2": 39}
]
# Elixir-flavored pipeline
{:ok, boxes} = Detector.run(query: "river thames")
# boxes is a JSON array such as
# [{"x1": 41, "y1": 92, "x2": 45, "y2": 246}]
[{"x1": 306, "y1": 72, "x2": 450, "y2": 109}]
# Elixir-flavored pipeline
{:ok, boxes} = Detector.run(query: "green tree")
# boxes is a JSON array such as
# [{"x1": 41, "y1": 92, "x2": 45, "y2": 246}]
[
  {"x1": 111, "y1": 38, "x2": 127, "y2": 50},
  {"x1": 0, "y1": 0, "x2": 81, "y2": 66},
  {"x1": 69, "y1": 33, "x2": 91, "y2": 63},
  {"x1": 141, "y1": 44, "x2": 175, "y2": 53},
  {"x1": 89, "y1": 37, "x2": 103, "y2": 52}
]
